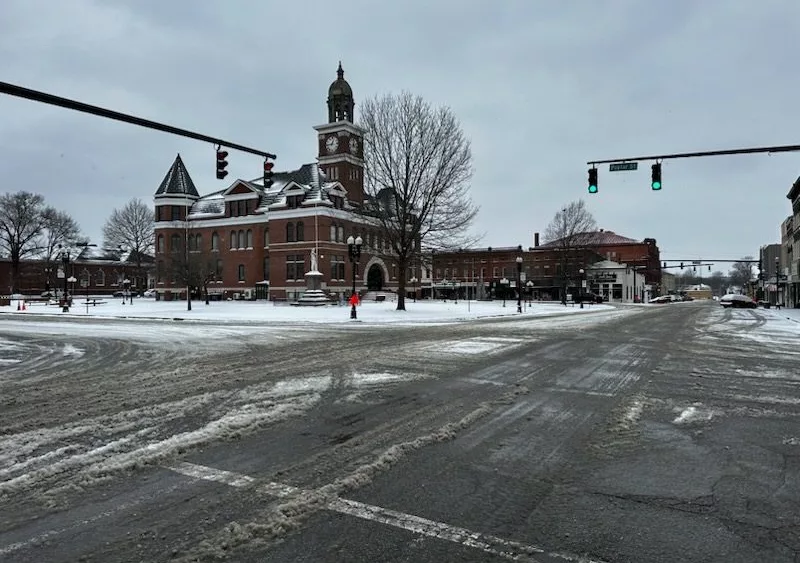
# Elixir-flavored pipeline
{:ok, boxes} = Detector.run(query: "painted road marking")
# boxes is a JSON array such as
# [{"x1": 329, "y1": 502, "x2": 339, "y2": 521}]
[{"x1": 168, "y1": 461, "x2": 608, "y2": 563}]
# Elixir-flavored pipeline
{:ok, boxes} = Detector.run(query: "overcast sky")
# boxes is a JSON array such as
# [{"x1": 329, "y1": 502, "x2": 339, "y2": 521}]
[{"x1": 2, "y1": 0, "x2": 798, "y2": 267}]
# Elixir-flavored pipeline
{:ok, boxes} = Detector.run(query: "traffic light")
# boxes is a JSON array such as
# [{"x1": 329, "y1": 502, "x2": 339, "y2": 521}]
[
  {"x1": 263, "y1": 159, "x2": 274, "y2": 188},
  {"x1": 216, "y1": 148, "x2": 229, "y2": 180},
  {"x1": 651, "y1": 163, "x2": 662, "y2": 190},
  {"x1": 680, "y1": 262, "x2": 684, "y2": 269},
  {"x1": 588, "y1": 167, "x2": 598, "y2": 194}
]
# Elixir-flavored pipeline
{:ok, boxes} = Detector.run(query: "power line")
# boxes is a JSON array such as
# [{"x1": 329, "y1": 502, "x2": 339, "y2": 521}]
[
  {"x1": 587, "y1": 144, "x2": 800, "y2": 166},
  {"x1": 0, "y1": 80, "x2": 276, "y2": 159}
]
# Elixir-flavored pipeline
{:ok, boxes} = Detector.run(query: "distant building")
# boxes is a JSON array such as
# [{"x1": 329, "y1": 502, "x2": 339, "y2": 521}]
[
  {"x1": 685, "y1": 283, "x2": 713, "y2": 300},
  {"x1": 152, "y1": 63, "x2": 404, "y2": 302},
  {"x1": 759, "y1": 243, "x2": 783, "y2": 305},
  {"x1": 585, "y1": 259, "x2": 648, "y2": 303},
  {"x1": 430, "y1": 229, "x2": 661, "y2": 302},
  {"x1": 785, "y1": 177, "x2": 800, "y2": 307},
  {"x1": 1, "y1": 246, "x2": 153, "y2": 296},
  {"x1": 661, "y1": 271, "x2": 676, "y2": 293}
]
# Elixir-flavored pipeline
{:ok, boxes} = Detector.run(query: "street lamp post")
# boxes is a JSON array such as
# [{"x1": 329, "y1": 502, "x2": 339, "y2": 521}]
[
  {"x1": 347, "y1": 235, "x2": 363, "y2": 319},
  {"x1": 58, "y1": 245, "x2": 71, "y2": 312},
  {"x1": 776, "y1": 256, "x2": 780, "y2": 306},
  {"x1": 410, "y1": 277, "x2": 418, "y2": 302},
  {"x1": 526, "y1": 280, "x2": 534, "y2": 307},
  {"x1": 515, "y1": 256, "x2": 523, "y2": 313},
  {"x1": 500, "y1": 277, "x2": 508, "y2": 307},
  {"x1": 579, "y1": 268, "x2": 585, "y2": 308}
]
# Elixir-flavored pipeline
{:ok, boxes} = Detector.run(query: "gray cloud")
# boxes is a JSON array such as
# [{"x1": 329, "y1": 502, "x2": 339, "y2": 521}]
[{"x1": 2, "y1": 0, "x2": 798, "y2": 264}]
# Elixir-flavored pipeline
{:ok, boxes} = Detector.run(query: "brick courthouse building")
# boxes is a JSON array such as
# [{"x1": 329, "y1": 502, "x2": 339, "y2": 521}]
[{"x1": 154, "y1": 63, "x2": 400, "y2": 301}]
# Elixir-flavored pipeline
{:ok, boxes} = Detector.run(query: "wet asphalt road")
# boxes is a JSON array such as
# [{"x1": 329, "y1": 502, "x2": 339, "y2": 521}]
[{"x1": 2, "y1": 302, "x2": 800, "y2": 562}]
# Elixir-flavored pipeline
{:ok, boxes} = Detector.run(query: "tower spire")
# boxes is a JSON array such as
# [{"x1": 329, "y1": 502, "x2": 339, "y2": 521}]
[{"x1": 337, "y1": 60, "x2": 344, "y2": 79}]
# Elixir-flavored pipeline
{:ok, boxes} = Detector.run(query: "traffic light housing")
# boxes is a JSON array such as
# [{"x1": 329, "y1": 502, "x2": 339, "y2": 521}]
[
  {"x1": 651, "y1": 163, "x2": 662, "y2": 190},
  {"x1": 263, "y1": 159, "x2": 274, "y2": 189},
  {"x1": 216, "y1": 149, "x2": 229, "y2": 180},
  {"x1": 588, "y1": 167, "x2": 598, "y2": 194}
]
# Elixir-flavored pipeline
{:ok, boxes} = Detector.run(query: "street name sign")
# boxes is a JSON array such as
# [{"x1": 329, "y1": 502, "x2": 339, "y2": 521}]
[{"x1": 609, "y1": 162, "x2": 638, "y2": 172}]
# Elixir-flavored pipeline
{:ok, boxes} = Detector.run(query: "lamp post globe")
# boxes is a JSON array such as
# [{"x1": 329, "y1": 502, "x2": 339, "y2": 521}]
[
  {"x1": 515, "y1": 256, "x2": 523, "y2": 313},
  {"x1": 347, "y1": 235, "x2": 363, "y2": 319}
]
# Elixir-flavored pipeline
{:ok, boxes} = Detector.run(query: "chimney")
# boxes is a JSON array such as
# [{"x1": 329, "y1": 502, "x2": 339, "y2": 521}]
[{"x1": 534, "y1": 232, "x2": 540, "y2": 247}]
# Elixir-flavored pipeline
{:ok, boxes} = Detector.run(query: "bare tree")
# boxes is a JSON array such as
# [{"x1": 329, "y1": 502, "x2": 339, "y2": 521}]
[
  {"x1": 358, "y1": 91, "x2": 479, "y2": 310},
  {"x1": 157, "y1": 224, "x2": 218, "y2": 310},
  {"x1": 707, "y1": 270, "x2": 728, "y2": 296},
  {"x1": 102, "y1": 198, "x2": 155, "y2": 281},
  {"x1": 729, "y1": 256, "x2": 755, "y2": 289},
  {"x1": 543, "y1": 200, "x2": 598, "y2": 301},
  {"x1": 0, "y1": 191, "x2": 48, "y2": 293},
  {"x1": 41, "y1": 207, "x2": 85, "y2": 291}
]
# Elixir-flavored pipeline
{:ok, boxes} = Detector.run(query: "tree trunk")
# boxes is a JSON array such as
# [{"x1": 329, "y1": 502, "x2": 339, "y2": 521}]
[
  {"x1": 10, "y1": 251, "x2": 21, "y2": 294},
  {"x1": 186, "y1": 286, "x2": 192, "y2": 311},
  {"x1": 396, "y1": 258, "x2": 407, "y2": 311}
]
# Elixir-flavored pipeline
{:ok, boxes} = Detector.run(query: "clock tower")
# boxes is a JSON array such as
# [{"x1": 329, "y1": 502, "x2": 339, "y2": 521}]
[{"x1": 314, "y1": 62, "x2": 365, "y2": 205}]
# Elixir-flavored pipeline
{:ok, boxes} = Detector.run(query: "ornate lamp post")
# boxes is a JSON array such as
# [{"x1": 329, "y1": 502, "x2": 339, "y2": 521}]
[
  {"x1": 347, "y1": 235, "x2": 363, "y2": 319},
  {"x1": 500, "y1": 277, "x2": 509, "y2": 307},
  {"x1": 526, "y1": 280, "x2": 534, "y2": 307},
  {"x1": 58, "y1": 244, "x2": 71, "y2": 312},
  {"x1": 410, "y1": 276, "x2": 418, "y2": 302},
  {"x1": 579, "y1": 268, "x2": 585, "y2": 308},
  {"x1": 515, "y1": 256, "x2": 523, "y2": 313}
]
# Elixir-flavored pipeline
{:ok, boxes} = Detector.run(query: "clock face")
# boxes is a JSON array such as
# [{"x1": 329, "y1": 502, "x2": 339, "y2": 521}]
[
  {"x1": 349, "y1": 138, "x2": 359, "y2": 154},
  {"x1": 326, "y1": 136, "x2": 339, "y2": 153}
]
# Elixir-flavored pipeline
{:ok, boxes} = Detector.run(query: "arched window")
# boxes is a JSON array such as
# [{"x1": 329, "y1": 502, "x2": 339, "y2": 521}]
[
  {"x1": 157, "y1": 234, "x2": 165, "y2": 253},
  {"x1": 195, "y1": 233, "x2": 203, "y2": 251},
  {"x1": 238, "y1": 230, "x2": 245, "y2": 249},
  {"x1": 171, "y1": 234, "x2": 181, "y2": 252},
  {"x1": 187, "y1": 234, "x2": 195, "y2": 251},
  {"x1": 330, "y1": 224, "x2": 337, "y2": 242},
  {"x1": 246, "y1": 229, "x2": 253, "y2": 248},
  {"x1": 80, "y1": 268, "x2": 90, "y2": 287},
  {"x1": 263, "y1": 228, "x2": 270, "y2": 247},
  {"x1": 296, "y1": 221, "x2": 305, "y2": 242},
  {"x1": 229, "y1": 231, "x2": 237, "y2": 249},
  {"x1": 95, "y1": 269, "x2": 105, "y2": 286},
  {"x1": 211, "y1": 232, "x2": 219, "y2": 251},
  {"x1": 337, "y1": 226, "x2": 344, "y2": 243},
  {"x1": 286, "y1": 222, "x2": 295, "y2": 242}
]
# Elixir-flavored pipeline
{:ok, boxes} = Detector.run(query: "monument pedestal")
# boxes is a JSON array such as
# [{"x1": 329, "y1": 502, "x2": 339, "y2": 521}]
[{"x1": 294, "y1": 270, "x2": 331, "y2": 306}]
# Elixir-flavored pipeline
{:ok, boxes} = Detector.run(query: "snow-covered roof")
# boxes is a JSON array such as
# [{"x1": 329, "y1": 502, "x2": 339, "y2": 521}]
[
  {"x1": 154, "y1": 154, "x2": 199, "y2": 198},
  {"x1": 186, "y1": 163, "x2": 349, "y2": 219}
]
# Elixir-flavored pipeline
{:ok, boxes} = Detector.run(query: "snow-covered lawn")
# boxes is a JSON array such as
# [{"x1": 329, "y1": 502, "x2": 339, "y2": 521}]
[{"x1": 2, "y1": 297, "x2": 614, "y2": 326}]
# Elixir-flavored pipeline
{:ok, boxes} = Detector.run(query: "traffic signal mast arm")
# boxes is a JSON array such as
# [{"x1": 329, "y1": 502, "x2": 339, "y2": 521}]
[
  {"x1": 587, "y1": 143, "x2": 800, "y2": 166},
  {"x1": 0, "y1": 80, "x2": 276, "y2": 160}
]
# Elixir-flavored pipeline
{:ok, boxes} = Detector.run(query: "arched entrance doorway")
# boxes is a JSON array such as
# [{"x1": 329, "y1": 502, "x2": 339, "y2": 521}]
[{"x1": 367, "y1": 264, "x2": 384, "y2": 291}]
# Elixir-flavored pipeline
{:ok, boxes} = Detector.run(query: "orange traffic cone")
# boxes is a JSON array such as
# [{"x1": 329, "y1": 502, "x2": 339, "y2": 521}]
[{"x1": 22, "y1": 301, "x2": 26, "y2": 311}]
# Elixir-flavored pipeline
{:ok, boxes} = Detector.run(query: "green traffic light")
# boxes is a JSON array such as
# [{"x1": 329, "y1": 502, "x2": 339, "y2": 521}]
[
  {"x1": 651, "y1": 181, "x2": 661, "y2": 190},
  {"x1": 588, "y1": 185, "x2": 598, "y2": 194}
]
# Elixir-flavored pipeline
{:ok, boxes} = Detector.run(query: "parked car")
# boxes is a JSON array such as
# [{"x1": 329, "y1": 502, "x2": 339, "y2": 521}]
[
  {"x1": 649, "y1": 295, "x2": 672, "y2": 304},
  {"x1": 143, "y1": 289, "x2": 156, "y2": 298},
  {"x1": 720, "y1": 294, "x2": 757, "y2": 308}
]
